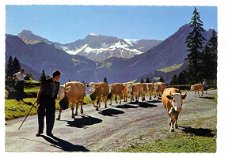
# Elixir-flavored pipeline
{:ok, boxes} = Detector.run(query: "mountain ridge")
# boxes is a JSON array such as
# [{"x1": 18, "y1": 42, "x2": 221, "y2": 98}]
[
  {"x1": 17, "y1": 30, "x2": 162, "y2": 61},
  {"x1": 6, "y1": 24, "x2": 215, "y2": 83}
]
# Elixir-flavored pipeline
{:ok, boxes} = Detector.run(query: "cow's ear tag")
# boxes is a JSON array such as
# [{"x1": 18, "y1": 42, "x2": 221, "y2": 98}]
[{"x1": 166, "y1": 95, "x2": 173, "y2": 100}]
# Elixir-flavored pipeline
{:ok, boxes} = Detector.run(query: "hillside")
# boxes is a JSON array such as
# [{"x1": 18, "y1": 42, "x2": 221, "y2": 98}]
[
  {"x1": 6, "y1": 24, "x2": 215, "y2": 83},
  {"x1": 137, "y1": 61, "x2": 188, "y2": 83},
  {"x1": 5, "y1": 34, "x2": 97, "y2": 83},
  {"x1": 95, "y1": 24, "x2": 214, "y2": 83}
]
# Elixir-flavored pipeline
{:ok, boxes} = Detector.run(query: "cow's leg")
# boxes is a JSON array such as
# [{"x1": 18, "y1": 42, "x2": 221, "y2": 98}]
[
  {"x1": 174, "y1": 115, "x2": 179, "y2": 129},
  {"x1": 71, "y1": 103, "x2": 75, "y2": 118},
  {"x1": 175, "y1": 118, "x2": 178, "y2": 129},
  {"x1": 96, "y1": 99, "x2": 99, "y2": 110},
  {"x1": 154, "y1": 92, "x2": 157, "y2": 98},
  {"x1": 75, "y1": 103, "x2": 79, "y2": 116},
  {"x1": 98, "y1": 97, "x2": 101, "y2": 108},
  {"x1": 174, "y1": 121, "x2": 178, "y2": 129},
  {"x1": 119, "y1": 94, "x2": 122, "y2": 104},
  {"x1": 170, "y1": 120, "x2": 175, "y2": 132},
  {"x1": 142, "y1": 93, "x2": 145, "y2": 101},
  {"x1": 137, "y1": 93, "x2": 140, "y2": 102},
  {"x1": 131, "y1": 94, "x2": 134, "y2": 102},
  {"x1": 109, "y1": 96, "x2": 112, "y2": 105},
  {"x1": 56, "y1": 107, "x2": 62, "y2": 120},
  {"x1": 124, "y1": 94, "x2": 127, "y2": 102},
  {"x1": 114, "y1": 95, "x2": 117, "y2": 104},
  {"x1": 79, "y1": 100, "x2": 84, "y2": 114},
  {"x1": 104, "y1": 96, "x2": 108, "y2": 108},
  {"x1": 168, "y1": 114, "x2": 175, "y2": 132}
]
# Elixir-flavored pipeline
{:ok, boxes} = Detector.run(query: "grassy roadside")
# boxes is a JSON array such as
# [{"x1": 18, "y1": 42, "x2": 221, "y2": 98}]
[
  {"x1": 5, "y1": 96, "x2": 93, "y2": 120},
  {"x1": 120, "y1": 116, "x2": 217, "y2": 152},
  {"x1": 120, "y1": 134, "x2": 216, "y2": 152},
  {"x1": 5, "y1": 98, "x2": 38, "y2": 120},
  {"x1": 119, "y1": 92, "x2": 217, "y2": 152},
  {"x1": 5, "y1": 80, "x2": 93, "y2": 120}
]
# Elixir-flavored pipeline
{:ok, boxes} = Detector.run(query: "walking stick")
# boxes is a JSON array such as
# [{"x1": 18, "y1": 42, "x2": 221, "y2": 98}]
[{"x1": 18, "y1": 101, "x2": 37, "y2": 130}]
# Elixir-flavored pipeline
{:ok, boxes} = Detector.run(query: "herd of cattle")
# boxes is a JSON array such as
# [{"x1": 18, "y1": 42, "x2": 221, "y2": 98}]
[{"x1": 56, "y1": 81, "x2": 207, "y2": 132}]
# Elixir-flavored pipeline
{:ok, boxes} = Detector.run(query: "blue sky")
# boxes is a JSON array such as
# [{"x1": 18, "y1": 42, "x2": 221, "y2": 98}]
[{"x1": 6, "y1": 5, "x2": 217, "y2": 43}]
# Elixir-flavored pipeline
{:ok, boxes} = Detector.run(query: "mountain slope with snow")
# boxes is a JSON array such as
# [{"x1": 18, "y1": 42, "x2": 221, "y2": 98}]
[
  {"x1": 17, "y1": 31, "x2": 161, "y2": 61},
  {"x1": 61, "y1": 34, "x2": 161, "y2": 60}
]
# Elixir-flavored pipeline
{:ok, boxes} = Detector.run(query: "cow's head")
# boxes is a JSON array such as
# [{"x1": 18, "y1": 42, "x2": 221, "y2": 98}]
[
  {"x1": 190, "y1": 85, "x2": 194, "y2": 91},
  {"x1": 57, "y1": 85, "x2": 65, "y2": 100},
  {"x1": 87, "y1": 82, "x2": 97, "y2": 94},
  {"x1": 166, "y1": 92, "x2": 187, "y2": 113}
]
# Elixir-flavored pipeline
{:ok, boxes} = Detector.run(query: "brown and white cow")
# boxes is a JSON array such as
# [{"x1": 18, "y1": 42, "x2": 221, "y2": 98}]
[
  {"x1": 88, "y1": 82, "x2": 109, "y2": 110},
  {"x1": 154, "y1": 82, "x2": 166, "y2": 99},
  {"x1": 109, "y1": 83, "x2": 125, "y2": 105},
  {"x1": 190, "y1": 83, "x2": 204, "y2": 97},
  {"x1": 129, "y1": 83, "x2": 147, "y2": 102},
  {"x1": 57, "y1": 82, "x2": 85, "y2": 120},
  {"x1": 129, "y1": 83, "x2": 141, "y2": 102},
  {"x1": 162, "y1": 88, "x2": 187, "y2": 132}
]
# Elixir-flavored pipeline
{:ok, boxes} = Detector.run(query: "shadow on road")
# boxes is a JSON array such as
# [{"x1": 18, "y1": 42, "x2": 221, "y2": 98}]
[
  {"x1": 124, "y1": 100, "x2": 158, "y2": 108},
  {"x1": 98, "y1": 108, "x2": 124, "y2": 116},
  {"x1": 200, "y1": 96, "x2": 215, "y2": 100},
  {"x1": 41, "y1": 135, "x2": 90, "y2": 152},
  {"x1": 138, "y1": 102, "x2": 158, "y2": 108},
  {"x1": 147, "y1": 100, "x2": 162, "y2": 103},
  {"x1": 67, "y1": 115, "x2": 102, "y2": 128},
  {"x1": 115, "y1": 104, "x2": 138, "y2": 109},
  {"x1": 179, "y1": 126, "x2": 215, "y2": 137}
]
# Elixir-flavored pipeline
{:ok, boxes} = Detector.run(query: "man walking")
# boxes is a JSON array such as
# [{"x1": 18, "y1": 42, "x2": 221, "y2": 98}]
[
  {"x1": 36, "y1": 70, "x2": 61, "y2": 137},
  {"x1": 14, "y1": 68, "x2": 26, "y2": 101}
]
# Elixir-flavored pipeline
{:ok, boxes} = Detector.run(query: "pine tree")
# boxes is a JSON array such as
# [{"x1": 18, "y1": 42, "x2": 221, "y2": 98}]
[
  {"x1": 6, "y1": 56, "x2": 14, "y2": 79},
  {"x1": 140, "y1": 78, "x2": 144, "y2": 83},
  {"x1": 185, "y1": 7, "x2": 206, "y2": 84},
  {"x1": 13, "y1": 57, "x2": 21, "y2": 74},
  {"x1": 177, "y1": 70, "x2": 188, "y2": 84},
  {"x1": 202, "y1": 30, "x2": 217, "y2": 81},
  {"x1": 170, "y1": 74, "x2": 178, "y2": 85},
  {"x1": 39, "y1": 69, "x2": 47, "y2": 86},
  {"x1": 145, "y1": 77, "x2": 151, "y2": 83}
]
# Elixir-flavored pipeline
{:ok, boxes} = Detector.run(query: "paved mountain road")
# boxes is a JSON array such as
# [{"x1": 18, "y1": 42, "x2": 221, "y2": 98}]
[{"x1": 5, "y1": 90, "x2": 217, "y2": 152}]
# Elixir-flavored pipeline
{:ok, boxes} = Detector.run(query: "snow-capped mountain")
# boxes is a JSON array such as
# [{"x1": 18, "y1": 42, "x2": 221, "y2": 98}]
[
  {"x1": 61, "y1": 34, "x2": 161, "y2": 61},
  {"x1": 17, "y1": 31, "x2": 161, "y2": 61}
]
